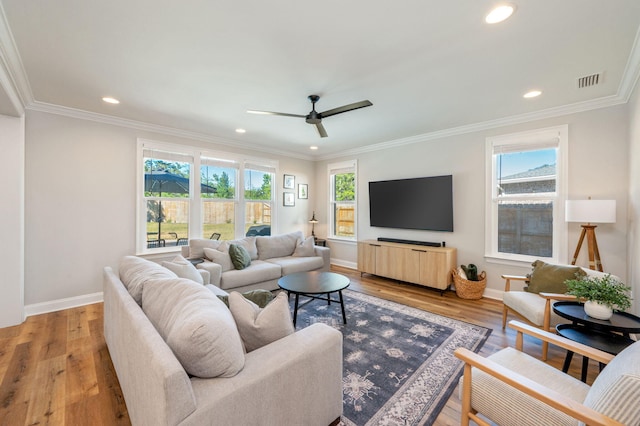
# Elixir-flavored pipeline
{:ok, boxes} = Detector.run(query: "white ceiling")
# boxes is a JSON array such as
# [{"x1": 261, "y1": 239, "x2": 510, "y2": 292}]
[{"x1": 1, "y1": 0, "x2": 639, "y2": 158}]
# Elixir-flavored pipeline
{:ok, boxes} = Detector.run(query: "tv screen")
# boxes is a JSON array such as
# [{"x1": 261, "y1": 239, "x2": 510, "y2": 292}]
[{"x1": 369, "y1": 175, "x2": 453, "y2": 232}]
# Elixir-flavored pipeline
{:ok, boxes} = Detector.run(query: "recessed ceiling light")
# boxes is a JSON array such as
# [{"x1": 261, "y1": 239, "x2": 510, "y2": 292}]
[
  {"x1": 235, "y1": 128, "x2": 246, "y2": 133},
  {"x1": 310, "y1": 146, "x2": 318, "y2": 150},
  {"x1": 102, "y1": 97, "x2": 120, "y2": 104},
  {"x1": 485, "y1": 5, "x2": 515, "y2": 24},
  {"x1": 523, "y1": 90, "x2": 542, "y2": 98}
]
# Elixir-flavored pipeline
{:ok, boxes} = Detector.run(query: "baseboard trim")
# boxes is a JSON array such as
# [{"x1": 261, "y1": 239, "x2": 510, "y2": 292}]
[
  {"x1": 25, "y1": 292, "x2": 104, "y2": 317},
  {"x1": 330, "y1": 259, "x2": 357, "y2": 270}
]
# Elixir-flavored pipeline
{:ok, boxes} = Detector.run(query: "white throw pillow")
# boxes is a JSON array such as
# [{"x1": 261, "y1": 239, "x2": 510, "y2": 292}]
[
  {"x1": 292, "y1": 236, "x2": 315, "y2": 257},
  {"x1": 162, "y1": 255, "x2": 203, "y2": 284},
  {"x1": 203, "y1": 243, "x2": 233, "y2": 272},
  {"x1": 142, "y1": 278, "x2": 245, "y2": 378},
  {"x1": 228, "y1": 291, "x2": 295, "y2": 352}
]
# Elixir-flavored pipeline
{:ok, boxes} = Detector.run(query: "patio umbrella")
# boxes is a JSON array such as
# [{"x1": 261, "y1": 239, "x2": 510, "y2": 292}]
[{"x1": 144, "y1": 171, "x2": 216, "y2": 242}]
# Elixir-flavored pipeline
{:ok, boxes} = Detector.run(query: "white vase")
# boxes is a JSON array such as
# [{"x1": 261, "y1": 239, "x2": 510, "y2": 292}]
[{"x1": 584, "y1": 300, "x2": 613, "y2": 320}]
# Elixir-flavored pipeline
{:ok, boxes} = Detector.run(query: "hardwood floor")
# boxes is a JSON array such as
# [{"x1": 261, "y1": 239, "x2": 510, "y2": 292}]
[{"x1": 0, "y1": 266, "x2": 600, "y2": 425}]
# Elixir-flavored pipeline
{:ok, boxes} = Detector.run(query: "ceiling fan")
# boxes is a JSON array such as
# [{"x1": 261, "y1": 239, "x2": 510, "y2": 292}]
[{"x1": 247, "y1": 95, "x2": 372, "y2": 138}]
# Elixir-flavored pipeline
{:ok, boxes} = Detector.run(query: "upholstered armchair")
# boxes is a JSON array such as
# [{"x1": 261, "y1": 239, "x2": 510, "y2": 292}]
[
  {"x1": 455, "y1": 321, "x2": 640, "y2": 426},
  {"x1": 501, "y1": 260, "x2": 615, "y2": 360}
]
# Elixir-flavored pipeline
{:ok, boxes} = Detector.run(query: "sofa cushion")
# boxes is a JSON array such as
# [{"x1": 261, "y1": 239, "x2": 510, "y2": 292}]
[
  {"x1": 162, "y1": 255, "x2": 203, "y2": 284},
  {"x1": 256, "y1": 231, "x2": 303, "y2": 260},
  {"x1": 142, "y1": 278, "x2": 245, "y2": 378},
  {"x1": 226, "y1": 237, "x2": 258, "y2": 261},
  {"x1": 229, "y1": 244, "x2": 252, "y2": 270},
  {"x1": 215, "y1": 289, "x2": 275, "y2": 308},
  {"x1": 119, "y1": 255, "x2": 178, "y2": 304},
  {"x1": 228, "y1": 291, "x2": 294, "y2": 352},
  {"x1": 582, "y1": 340, "x2": 640, "y2": 425},
  {"x1": 525, "y1": 260, "x2": 585, "y2": 294},
  {"x1": 292, "y1": 236, "x2": 315, "y2": 257},
  {"x1": 219, "y1": 260, "x2": 282, "y2": 290},
  {"x1": 204, "y1": 244, "x2": 234, "y2": 272},
  {"x1": 188, "y1": 238, "x2": 224, "y2": 259},
  {"x1": 266, "y1": 256, "x2": 324, "y2": 276}
]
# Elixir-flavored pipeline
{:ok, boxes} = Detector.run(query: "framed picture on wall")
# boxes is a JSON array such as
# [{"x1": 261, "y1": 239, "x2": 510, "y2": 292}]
[
  {"x1": 283, "y1": 192, "x2": 295, "y2": 206},
  {"x1": 283, "y1": 174, "x2": 295, "y2": 189},
  {"x1": 298, "y1": 184, "x2": 308, "y2": 199}
]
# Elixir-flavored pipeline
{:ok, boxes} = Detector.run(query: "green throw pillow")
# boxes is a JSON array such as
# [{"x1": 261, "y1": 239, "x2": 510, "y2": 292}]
[
  {"x1": 525, "y1": 260, "x2": 586, "y2": 294},
  {"x1": 229, "y1": 243, "x2": 251, "y2": 270},
  {"x1": 217, "y1": 290, "x2": 275, "y2": 308}
]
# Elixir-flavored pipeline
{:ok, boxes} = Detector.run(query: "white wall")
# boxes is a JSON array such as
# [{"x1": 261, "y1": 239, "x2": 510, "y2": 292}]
[
  {"x1": 316, "y1": 105, "x2": 630, "y2": 296},
  {"x1": 23, "y1": 109, "x2": 315, "y2": 309},
  {"x1": 628, "y1": 82, "x2": 640, "y2": 314},
  {"x1": 0, "y1": 113, "x2": 25, "y2": 327}
]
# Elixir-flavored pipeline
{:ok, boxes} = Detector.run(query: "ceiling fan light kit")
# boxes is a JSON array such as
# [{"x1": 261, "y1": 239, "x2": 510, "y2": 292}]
[{"x1": 248, "y1": 94, "x2": 372, "y2": 138}]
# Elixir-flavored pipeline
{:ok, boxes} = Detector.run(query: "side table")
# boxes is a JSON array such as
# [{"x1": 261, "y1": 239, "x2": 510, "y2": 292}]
[
  {"x1": 553, "y1": 301, "x2": 640, "y2": 382},
  {"x1": 314, "y1": 238, "x2": 327, "y2": 247}
]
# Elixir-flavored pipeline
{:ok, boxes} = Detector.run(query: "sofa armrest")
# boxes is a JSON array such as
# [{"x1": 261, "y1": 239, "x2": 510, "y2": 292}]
[
  {"x1": 181, "y1": 246, "x2": 190, "y2": 257},
  {"x1": 314, "y1": 245, "x2": 331, "y2": 272},
  {"x1": 196, "y1": 261, "x2": 222, "y2": 286},
  {"x1": 186, "y1": 323, "x2": 343, "y2": 425},
  {"x1": 198, "y1": 269, "x2": 210, "y2": 285}
]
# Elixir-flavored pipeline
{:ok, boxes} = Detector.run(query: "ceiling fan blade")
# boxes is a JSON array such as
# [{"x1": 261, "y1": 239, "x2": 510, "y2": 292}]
[
  {"x1": 247, "y1": 110, "x2": 306, "y2": 118},
  {"x1": 320, "y1": 100, "x2": 372, "y2": 118},
  {"x1": 316, "y1": 122, "x2": 328, "y2": 138}
]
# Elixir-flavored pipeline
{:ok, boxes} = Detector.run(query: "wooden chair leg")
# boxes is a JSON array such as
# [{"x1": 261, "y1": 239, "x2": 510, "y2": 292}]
[
  {"x1": 460, "y1": 364, "x2": 472, "y2": 426},
  {"x1": 502, "y1": 305, "x2": 509, "y2": 329}
]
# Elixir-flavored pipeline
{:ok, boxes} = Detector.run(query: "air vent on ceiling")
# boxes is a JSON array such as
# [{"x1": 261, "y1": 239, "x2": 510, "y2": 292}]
[{"x1": 577, "y1": 73, "x2": 601, "y2": 88}]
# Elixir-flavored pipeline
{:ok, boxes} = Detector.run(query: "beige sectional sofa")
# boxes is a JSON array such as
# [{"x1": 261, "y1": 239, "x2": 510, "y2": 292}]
[
  {"x1": 103, "y1": 255, "x2": 343, "y2": 426},
  {"x1": 181, "y1": 231, "x2": 330, "y2": 293}
]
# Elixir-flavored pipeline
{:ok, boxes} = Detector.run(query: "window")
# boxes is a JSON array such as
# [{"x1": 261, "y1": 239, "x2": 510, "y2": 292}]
[
  {"x1": 244, "y1": 161, "x2": 275, "y2": 236},
  {"x1": 137, "y1": 140, "x2": 277, "y2": 252},
  {"x1": 329, "y1": 160, "x2": 357, "y2": 239},
  {"x1": 143, "y1": 149, "x2": 193, "y2": 249},
  {"x1": 485, "y1": 125, "x2": 568, "y2": 264},
  {"x1": 201, "y1": 158, "x2": 238, "y2": 240}
]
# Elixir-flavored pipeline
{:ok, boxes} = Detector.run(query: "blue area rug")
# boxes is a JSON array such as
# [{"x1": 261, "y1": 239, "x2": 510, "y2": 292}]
[{"x1": 292, "y1": 289, "x2": 491, "y2": 426}]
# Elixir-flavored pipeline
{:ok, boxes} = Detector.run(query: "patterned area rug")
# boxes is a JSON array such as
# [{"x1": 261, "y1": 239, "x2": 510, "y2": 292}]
[{"x1": 291, "y1": 289, "x2": 491, "y2": 426}]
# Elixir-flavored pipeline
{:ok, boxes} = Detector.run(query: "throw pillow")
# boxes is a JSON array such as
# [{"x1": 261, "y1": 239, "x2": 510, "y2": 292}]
[
  {"x1": 292, "y1": 236, "x2": 315, "y2": 257},
  {"x1": 228, "y1": 291, "x2": 294, "y2": 352},
  {"x1": 229, "y1": 243, "x2": 252, "y2": 270},
  {"x1": 203, "y1": 244, "x2": 234, "y2": 272},
  {"x1": 161, "y1": 255, "x2": 204, "y2": 284},
  {"x1": 216, "y1": 289, "x2": 275, "y2": 308},
  {"x1": 119, "y1": 255, "x2": 178, "y2": 304},
  {"x1": 525, "y1": 260, "x2": 586, "y2": 294},
  {"x1": 141, "y1": 278, "x2": 245, "y2": 378}
]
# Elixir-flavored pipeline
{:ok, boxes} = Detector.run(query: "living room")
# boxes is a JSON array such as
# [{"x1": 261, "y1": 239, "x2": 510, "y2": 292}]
[{"x1": 1, "y1": 1, "x2": 640, "y2": 424}]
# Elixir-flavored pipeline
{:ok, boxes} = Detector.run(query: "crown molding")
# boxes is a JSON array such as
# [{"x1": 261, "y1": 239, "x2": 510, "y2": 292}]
[
  {"x1": 315, "y1": 94, "x2": 628, "y2": 161},
  {"x1": 0, "y1": 2, "x2": 33, "y2": 114},
  {"x1": 618, "y1": 25, "x2": 640, "y2": 102},
  {"x1": 26, "y1": 101, "x2": 316, "y2": 161}
]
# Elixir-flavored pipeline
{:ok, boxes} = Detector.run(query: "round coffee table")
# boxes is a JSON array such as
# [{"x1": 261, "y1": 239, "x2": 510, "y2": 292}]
[
  {"x1": 278, "y1": 271, "x2": 350, "y2": 326},
  {"x1": 553, "y1": 301, "x2": 640, "y2": 382}
]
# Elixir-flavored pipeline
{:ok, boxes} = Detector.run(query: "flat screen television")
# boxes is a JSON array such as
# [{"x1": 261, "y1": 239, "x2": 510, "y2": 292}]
[{"x1": 369, "y1": 175, "x2": 453, "y2": 232}]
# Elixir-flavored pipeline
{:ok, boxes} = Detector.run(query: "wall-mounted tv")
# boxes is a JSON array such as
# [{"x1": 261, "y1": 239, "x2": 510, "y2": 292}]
[{"x1": 369, "y1": 175, "x2": 453, "y2": 232}]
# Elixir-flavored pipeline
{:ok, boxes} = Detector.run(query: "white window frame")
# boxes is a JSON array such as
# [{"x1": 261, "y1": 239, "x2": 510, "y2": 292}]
[
  {"x1": 484, "y1": 125, "x2": 568, "y2": 266},
  {"x1": 328, "y1": 159, "x2": 357, "y2": 241},
  {"x1": 136, "y1": 139, "x2": 278, "y2": 254}
]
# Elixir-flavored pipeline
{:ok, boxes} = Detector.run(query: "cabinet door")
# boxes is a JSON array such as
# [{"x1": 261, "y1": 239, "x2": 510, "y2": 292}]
[
  {"x1": 357, "y1": 242, "x2": 377, "y2": 274},
  {"x1": 403, "y1": 248, "x2": 423, "y2": 283},
  {"x1": 376, "y1": 246, "x2": 406, "y2": 281},
  {"x1": 418, "y1": 251, "x2": 450, "y2": 289}
]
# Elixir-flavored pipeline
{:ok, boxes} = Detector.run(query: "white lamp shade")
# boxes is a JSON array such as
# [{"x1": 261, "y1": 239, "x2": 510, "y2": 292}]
[{"x1": 565, "y1": 200, "x2": 616, "y2": 223}]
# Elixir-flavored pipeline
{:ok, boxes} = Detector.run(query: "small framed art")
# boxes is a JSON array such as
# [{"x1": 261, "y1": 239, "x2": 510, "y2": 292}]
[
  {"x1": 283, "y1": 192, "x2": 295, "y2": 206},
  {"x1": 298, "y1": 184, "x2": 308, "y2": 199},
  {"x1": 283, "y1": 174, "x2": 295, "y2": 189}
]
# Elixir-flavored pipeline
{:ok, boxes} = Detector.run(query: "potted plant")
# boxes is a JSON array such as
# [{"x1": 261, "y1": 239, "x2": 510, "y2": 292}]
[{"x1": 564, "y1": 274, "x2": 632, "y2": 320}]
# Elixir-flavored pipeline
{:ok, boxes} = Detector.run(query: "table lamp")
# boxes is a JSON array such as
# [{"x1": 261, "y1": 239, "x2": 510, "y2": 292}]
[
  {"x1": 565, "y1": 198, "x2": 616, "y2": 271},
  {"x1": 309, "y1": 211, "x2": 319, "y2": 237}
]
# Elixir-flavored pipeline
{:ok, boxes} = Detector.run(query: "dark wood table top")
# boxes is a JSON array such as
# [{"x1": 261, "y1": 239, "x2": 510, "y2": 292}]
[
  {"x1": 278, "y1": 271, "x2": 349, "y2": 294},
  {"x1": 553, "y1": 301, "x2": 640, "y2": 334}
]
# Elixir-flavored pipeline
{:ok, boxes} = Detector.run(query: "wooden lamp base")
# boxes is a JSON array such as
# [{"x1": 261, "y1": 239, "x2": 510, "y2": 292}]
[{"x1": 570, "y1": 224, "x2": 603, "y2": 272}]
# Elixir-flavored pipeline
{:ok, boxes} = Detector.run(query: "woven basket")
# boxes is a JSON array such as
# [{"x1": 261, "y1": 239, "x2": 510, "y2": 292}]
[{"x1": 452, "y1": 269, "x2": 487, "y2": 300}]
